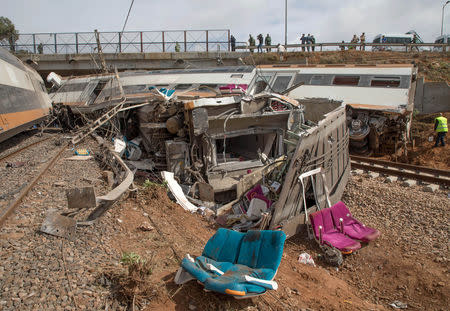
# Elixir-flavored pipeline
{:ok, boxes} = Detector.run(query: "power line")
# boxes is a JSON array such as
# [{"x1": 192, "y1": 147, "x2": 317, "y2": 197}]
[
  {"x1": 114, "y1": 0, "x2": 135, "y2": 55},
  {"x1": 120, "y1": 0, "x2": 135, "y2": 35}
]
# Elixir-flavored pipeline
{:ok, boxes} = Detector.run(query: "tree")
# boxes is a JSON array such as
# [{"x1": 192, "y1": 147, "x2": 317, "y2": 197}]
[{"x1": 0, "y1": 17, "x2": 19, "y2": 52}]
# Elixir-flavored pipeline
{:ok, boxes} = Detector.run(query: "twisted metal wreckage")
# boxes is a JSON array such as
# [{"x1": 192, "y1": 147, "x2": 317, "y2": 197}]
[{"x1": 43, "y1": 67, "x2": 351, "y2": 240}]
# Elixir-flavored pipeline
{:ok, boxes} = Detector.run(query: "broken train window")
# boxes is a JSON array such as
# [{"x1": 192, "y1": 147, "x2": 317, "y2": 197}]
[
  {"x1": 332, "y1": 75, "x2": 360, "y2": 86},
  {"x1": 370, "y1": 76, "x2": 400, "y2": 88},
  {"x1": 271, "y1": 75, "x2": 293, "y2": 93}
]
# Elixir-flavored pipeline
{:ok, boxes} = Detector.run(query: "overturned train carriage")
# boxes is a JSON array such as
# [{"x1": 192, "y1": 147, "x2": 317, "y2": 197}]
[
  {"x1": 0, "y1": 47, "x2": 52, "y2": 142},
  {"x1": 247, "y1": 64, "x2": 417, "y2": 155},
  {"x1": 48, "y1": 66, "x2": 255, "y2": 114},
  {"x1": 51, "y1": 64, "x2": 420, "y2": 238}
]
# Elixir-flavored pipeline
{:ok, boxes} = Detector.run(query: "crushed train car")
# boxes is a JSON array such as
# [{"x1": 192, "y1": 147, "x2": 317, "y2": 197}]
[
  {"x1": 0, "y1": 47, "x2": 52, "y2": 142},
  {"x1": 49, "y1": 63, "x2": 417, "y2": 157},
  {"x1": 49, "y1": 65, "x2": 351, "y2": 239},
  {"x1": 47, "y1": 63, "x2": 422, "y2": 238},
  {"x1": 246, "y1": 64, "x2": 418, "y2": 155}
]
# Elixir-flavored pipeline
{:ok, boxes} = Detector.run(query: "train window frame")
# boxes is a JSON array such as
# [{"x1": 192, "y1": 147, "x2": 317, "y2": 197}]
[
  {"x1": 271, "y1": 74, "x2": 294, "y2": 93},
  {"x1": 370, "y1": 76, "x2": 401, "y2": 88},
  {"x1": 250, "y1": 74, "x2": 274, "y2": 94},
  {"x1": 310, "y1": 75, "x2": 330, "y2": 85},
  {"x1": 332, "y1": 75, "x2": 360, "y2": 86}
]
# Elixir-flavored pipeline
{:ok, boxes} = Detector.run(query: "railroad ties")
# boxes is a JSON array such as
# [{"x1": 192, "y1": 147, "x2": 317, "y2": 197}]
[
  {"x1": 0, "y1": 135, "x2": 66, "y2": 227},
  {"x1": 350, "y1": 155, "x2": 450, "y2": 190}
]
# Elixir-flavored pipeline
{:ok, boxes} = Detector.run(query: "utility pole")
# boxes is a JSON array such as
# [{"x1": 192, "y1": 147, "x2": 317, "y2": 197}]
[
  {"x1": 285, "y1": 0, "x2": 288, "y2": 46},
  {"x1": 442, "y1": 1, "x2": 450, "y2": 36}
]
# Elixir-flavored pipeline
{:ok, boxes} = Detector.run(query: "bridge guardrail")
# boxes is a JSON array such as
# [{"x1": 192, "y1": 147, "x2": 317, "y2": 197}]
[
  {"x1": 2, "y1": 33, "x2": 448, "y2": 54},
  {"x1": 235, "y1": 42, "x2": 448, "y2": 52},
  {"x1": 0, "y1": 29, "x2": 231, "y2": 54}
]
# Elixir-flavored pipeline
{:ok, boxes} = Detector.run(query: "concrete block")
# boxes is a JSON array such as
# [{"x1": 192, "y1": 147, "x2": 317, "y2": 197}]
[
  {"x1": 402, "y1": 179, "x2": 417, "y2": 187},
  {"x1": 385, "y1": 176, "x2": 398, "y2": 183},
  {"x1": 423, "y1": 184, "x2": 439, "y2": 193},
  {"x1": 368, "y1": 172, "x2": 380, "y2": 179}
]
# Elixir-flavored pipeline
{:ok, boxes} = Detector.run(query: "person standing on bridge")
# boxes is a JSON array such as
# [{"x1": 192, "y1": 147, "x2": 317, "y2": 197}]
[
  {"x1": 248, "y1": 34, "x2": 255, "y2": 53},
  {"x1": 230, "y1": 35, "x2": 236, "y2": 51},
  {"x1": 306, "y1": 34, "x2": 311, "y2": 52},
  {"x1": 257, "y1": 34, "x2": 264, "y2": 53},
  {"x1": 360, "y1": 32, "x2": 366, "y2": 50},
  {"x1": 300, "y1": 34, "x2": 306, "y2": 51},
  {"x1": 434, "y1": 113, "x2": 448, "y2": 147},
  {"x1": 265, "y1": 34, "x2": 272, "y2": 52}
]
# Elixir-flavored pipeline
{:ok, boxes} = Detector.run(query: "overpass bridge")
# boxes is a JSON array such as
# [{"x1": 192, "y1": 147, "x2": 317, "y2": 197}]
[
  {"x1": 3, "y1": 29, "x2": 446, "y2": 76},
  {"x1": 3, "y1": 29, "x2": 248, "y2": 75},
  {"x1": 15, "y1": 51, "x2": 250, "y2": 76}
]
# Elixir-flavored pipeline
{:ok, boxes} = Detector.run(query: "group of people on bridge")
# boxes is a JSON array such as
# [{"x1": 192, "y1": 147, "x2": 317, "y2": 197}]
[{"x1": 231, "y1": 34, "x2": 272, "y2": 53}]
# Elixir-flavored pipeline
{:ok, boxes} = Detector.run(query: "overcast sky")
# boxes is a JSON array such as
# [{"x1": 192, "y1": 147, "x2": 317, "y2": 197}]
[{"x1": 2, "y1": 0, "x2": 450, "y2": 44}]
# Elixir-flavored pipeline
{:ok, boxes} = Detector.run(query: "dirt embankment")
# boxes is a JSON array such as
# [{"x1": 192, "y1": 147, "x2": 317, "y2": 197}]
[
  {"x1": 104, "y1": 177, "x2": 449, "y2": 311},
  {"x1": 405, "y1": 112, "x2": 450, "y2": 170},
  {"x1": 245, "y1": 51, "x2": 450, "y2": 83}
]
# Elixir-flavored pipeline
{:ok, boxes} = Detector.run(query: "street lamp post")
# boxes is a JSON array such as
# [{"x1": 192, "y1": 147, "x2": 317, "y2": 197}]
[
  {"x1": 285, "y1": 0, "x2": 287, "y2": 46},
  {"x1": 442, "y1": 0, "x2": 450, "y2": 36}
]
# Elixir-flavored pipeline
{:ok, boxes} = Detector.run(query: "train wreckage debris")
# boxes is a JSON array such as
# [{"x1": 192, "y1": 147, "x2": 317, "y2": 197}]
[
  {"x1": 44, "y1": 62, "x2": 417, "y2": 237},
  {"x1": 43, "y1": 67, "x2": 352, "y2": 239}
]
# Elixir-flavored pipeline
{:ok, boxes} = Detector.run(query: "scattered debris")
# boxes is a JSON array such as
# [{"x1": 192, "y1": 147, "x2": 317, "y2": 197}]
[
  {"x1": 162, "y1": 171, "x2": 198, "y2": 213},
  {"x1": 138, "y1": 222, "x2": 154, "y2": 231},
  {"x1": 298, "y1": 253, "x2": 316, "y2": 267},
  {"x1": 389, "y1": 300, "x2": 408, "y2": 309},
  {"x1": 65, "y1": 155, "x2": 93, "y2": 161},
  {"x1": 49, "y1": 64, "x2": 353, "y2": 248},
  {"x1": 40, "y1": 209, "x2": 76, "y2": 239},
  {"x1": 5, "y1": 161, "x2": 26, "y2": 168},
  {"x1": 66, "y1": 187, "x2": 96, "y2": 210}
]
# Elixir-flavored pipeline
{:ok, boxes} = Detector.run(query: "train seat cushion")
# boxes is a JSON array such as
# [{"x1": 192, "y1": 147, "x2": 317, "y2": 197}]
[
  {"x1": 309, "y1": 208, "x2": 361, "y2": 253},
  {"x1": 330, "y1": 201, "x2": 381, "y2": 242},
  {"x1": 179, "y1": 228, "x2": 286, "y2": 297}
]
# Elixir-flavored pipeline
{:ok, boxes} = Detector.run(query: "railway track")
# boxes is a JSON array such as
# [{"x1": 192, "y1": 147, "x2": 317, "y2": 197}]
[
  {"x1": 350, "y1": 155, "x2": 450, "y2": 187},
  {"x1": 0, "y1": 135, "x2": 67, "y2": 227},
  {"x1": 0, "y1": 136, "x2": 54, "y2": 162}
]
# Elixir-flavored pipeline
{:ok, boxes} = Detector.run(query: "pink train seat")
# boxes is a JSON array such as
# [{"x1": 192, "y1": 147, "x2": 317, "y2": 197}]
[
  {"x1": 330, "y1": 202, "x2": 381, "y2": 243},
  {"x1": 309, "y1": 208, "x2": 361, "y2": 254}
]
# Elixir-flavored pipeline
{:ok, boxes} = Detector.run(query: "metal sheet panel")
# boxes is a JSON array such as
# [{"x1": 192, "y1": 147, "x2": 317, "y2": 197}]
[{"x1": 269, "y1": 106, "x2": 350, "y2": 238}]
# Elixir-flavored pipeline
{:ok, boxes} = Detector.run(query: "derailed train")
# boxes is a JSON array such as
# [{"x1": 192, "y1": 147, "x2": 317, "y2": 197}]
[
  {"x1": 49, "y1": 63, "x2": 417, "y2": 156},
  {"x1": 46, "y1": 63, "x2": 417, "y2": 235},
  {"x1": 0, "y1": 58, "x2": 417, "y2": 236},
  {"x1": 0, "y1": 47, "x2": 52, "y2": 142}
]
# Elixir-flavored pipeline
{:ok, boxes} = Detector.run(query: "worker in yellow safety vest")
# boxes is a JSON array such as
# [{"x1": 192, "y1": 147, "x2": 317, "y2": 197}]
[{"x1": 434, "y1": 113, "x2": 448, "y2": 147}]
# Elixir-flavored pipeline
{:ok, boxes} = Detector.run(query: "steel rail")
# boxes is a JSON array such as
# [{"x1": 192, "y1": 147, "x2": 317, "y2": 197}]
[
  {"x1": 350, "y1": 158, "x2": 450, "y2": 187},
  {"x1": 350, "y1": 155, "x2": 450, "y2": 178},
  {"x1": 0, "y1": 136, "x2": 53, "y2": 162},
  {"x1": 0, "y1": 144, "x2": 67, "y2": 227}
]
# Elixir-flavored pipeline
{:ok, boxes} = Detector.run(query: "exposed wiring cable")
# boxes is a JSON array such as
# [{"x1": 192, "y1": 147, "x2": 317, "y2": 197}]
[{"x1": 114, "y1": 0, "x2": 135, "y2": 55}]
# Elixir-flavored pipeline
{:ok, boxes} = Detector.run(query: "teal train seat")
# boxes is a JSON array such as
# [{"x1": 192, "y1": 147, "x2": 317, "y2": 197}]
[{"x1": 174, "y1": 228, "x2": 286, "y2": 298}]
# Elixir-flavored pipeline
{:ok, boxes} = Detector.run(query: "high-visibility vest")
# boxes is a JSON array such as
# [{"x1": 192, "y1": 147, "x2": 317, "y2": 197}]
[{"x1": 435, "y1": 116, "x2": 448, "y2": 133}]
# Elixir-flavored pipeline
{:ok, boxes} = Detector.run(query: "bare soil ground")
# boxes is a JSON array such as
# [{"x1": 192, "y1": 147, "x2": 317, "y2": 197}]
[
  {"x1": 103, "y1": 176, "x2": 449, "y2": 311},
  {"x1": 0, "y1": 133, "x2": 448, "y2": 311},
  {"x1": 404, "y1": 112, "x2": 450, "y2": 170}
]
